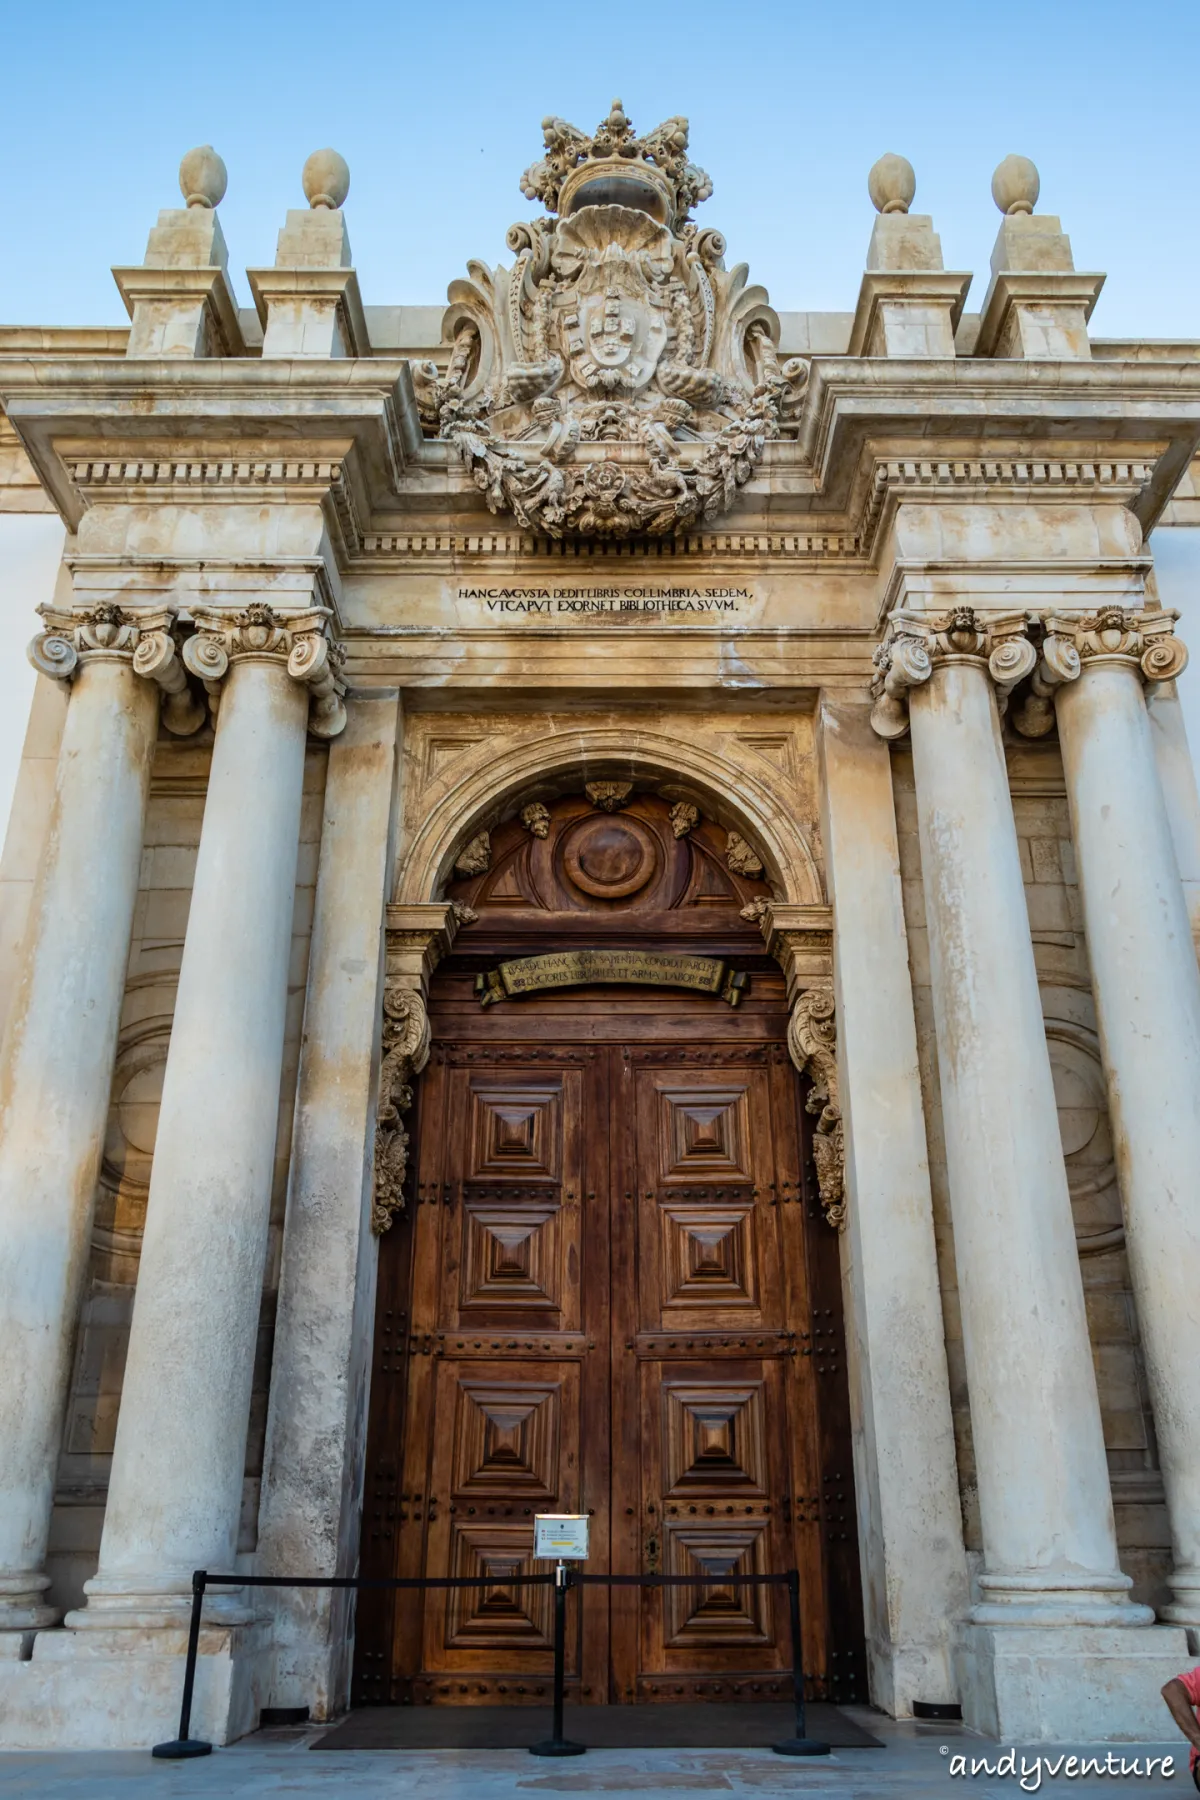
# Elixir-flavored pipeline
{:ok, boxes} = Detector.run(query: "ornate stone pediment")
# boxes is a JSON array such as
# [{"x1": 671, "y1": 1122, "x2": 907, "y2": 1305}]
[{"x1": 414, "y1": 100, "x2": 809, "y2": 540}]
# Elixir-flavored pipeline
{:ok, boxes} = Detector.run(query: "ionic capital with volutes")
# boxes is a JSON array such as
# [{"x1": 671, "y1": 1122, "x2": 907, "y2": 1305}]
[
  {"x1": 870, "y1": 606, "x2": 1037, "y2": 740},
  {"x1": 1013, "y1": 606, "x2": 1189, "y2": 737},
  {"x1": 182, "y1": 602, "x2": 347, "y2": 738},
  {"x1": 27, "y1": 602, "x2": 204, "y2": 737}
]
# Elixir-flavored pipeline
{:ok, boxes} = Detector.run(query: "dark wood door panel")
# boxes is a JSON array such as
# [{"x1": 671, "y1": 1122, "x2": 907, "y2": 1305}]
[{"x1": 355, "y1": 979, "x2": 864, "y2": 1706}]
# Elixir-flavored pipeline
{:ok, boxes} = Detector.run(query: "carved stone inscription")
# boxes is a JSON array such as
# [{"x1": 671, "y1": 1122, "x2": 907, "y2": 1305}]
[{"x1": 475, "y1": 949, "x2": 747, "y2": 1007}]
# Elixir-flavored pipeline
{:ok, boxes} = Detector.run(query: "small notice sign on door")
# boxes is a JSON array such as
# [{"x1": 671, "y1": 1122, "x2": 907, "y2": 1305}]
[{"x1": 534, "y1": 1514, "x2": 590, "y2": 1561}]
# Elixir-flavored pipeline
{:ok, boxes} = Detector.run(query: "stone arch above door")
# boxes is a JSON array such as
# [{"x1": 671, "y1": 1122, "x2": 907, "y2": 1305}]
[{"x1": 391, "y1": 718, "x2": 825, "y2": 908}]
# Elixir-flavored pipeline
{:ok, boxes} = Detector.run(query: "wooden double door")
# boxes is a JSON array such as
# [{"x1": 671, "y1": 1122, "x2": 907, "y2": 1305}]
[{"x1": 356, "y1": 1026, "x2": 864, "y2": 1707}]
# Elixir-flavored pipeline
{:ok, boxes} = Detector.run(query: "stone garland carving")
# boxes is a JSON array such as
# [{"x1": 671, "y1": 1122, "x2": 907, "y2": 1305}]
[
  {"x1": 181, "y1": 602, "x2": 347, "y2": 738},
  {"x1": 668, "y1": 801, "x2": 699, "y2": 837},
  {"x1": 787, "y1": 987, "x2": 845, "y2": 1231},
  {"x1": 414, "y1": 100, "x2": 809, "y2": 540},
  {"x1": 372, "y1": 983, "x2": 432, "y2": 1234},
  {"x1": 585, "y1": 780, "x2": 632, "y2": 812},
  {"x1": 520, "y1": 801, "x2": 551, "y2": 837},
  {"x1": 870, "y1": 606, "x2": 1037, "y2": 740},
  {"x1": 28, "y1": 602, "x2": 205, "y2": 736},
  {"x1": 454, "y1": 830, "x2": 492, "y2": 876},
  {"x1": 1013, "y1": 606, "x2": 1188, "y2": 737},
  {"x1": 725, "y1": 831, "x2": 763, "y2": 877}
]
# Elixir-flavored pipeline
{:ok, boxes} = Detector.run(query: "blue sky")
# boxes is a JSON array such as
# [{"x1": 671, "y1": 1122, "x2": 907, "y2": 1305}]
[{"x1": 1, "y1": 0, "x2": 1197, "y2": 337}]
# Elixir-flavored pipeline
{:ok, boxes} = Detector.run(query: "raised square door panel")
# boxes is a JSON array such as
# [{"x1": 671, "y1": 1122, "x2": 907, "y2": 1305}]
[
  {"x1": 662, "y1": 1379, "x2": 768, "y2": 1498},
  {"x1": 656, "y1": 1086, "x2": 752, "y2": 1186},
  {"x1": 460, "y1": 1200, "x2": 562, "y2": 1312},
  {"x1": 661, "y1": 1522, "x2": 773, "y2": 1648},
  {"x1": 443, "y1": 1523, "x2": 554, "y2": 1649},
  {"x1": 468, "y1": 1083, "x2": 562, "y2": 1182},
  {"x1": 452, "y1": 1379, "x2": 561, "y2": 1498},
  {"x1": 659, "y1": 1200, "x2": 758, "y2": 1311}
]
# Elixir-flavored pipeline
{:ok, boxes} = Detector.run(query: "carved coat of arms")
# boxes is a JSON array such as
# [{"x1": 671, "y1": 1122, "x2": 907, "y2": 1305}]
[{"x1": 414, "y1": 100, "x2": 809, "y2": 539}]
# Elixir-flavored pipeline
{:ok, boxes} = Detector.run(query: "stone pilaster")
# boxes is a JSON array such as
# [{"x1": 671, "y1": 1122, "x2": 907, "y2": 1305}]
[
  {"x1": 1035, "y1": 608, "x2": 1200, "y2": 1628},
  {"x1": 817, "y1": 698, "x2": 969, "y2": 1714},
  {"x1": 255, "y1": 692, "x2": 401, "y2": 1718},
  {"x1": 0, "y1": 604, "x2": 195, "y2": 1636},
  {"x1": 71, "y1": 602, "x2": 345, "y2": 1632}
]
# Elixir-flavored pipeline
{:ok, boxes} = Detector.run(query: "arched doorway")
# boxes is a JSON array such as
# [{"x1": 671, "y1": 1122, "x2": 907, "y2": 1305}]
[{"x1": 354, "y1": 789, "x2": 863, "y2": 1707}]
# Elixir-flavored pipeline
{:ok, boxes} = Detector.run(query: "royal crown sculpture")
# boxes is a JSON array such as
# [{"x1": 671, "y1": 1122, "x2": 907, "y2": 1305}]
[{"x1": 412, "y1": 100, "x2": 810, "y2": 538}]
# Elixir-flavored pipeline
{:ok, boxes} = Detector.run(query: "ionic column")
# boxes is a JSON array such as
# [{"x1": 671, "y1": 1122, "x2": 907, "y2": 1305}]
[
  {"x1": 873, "y1": 608, "x2": 1146, "y2": 1625},
  {"x1": 0, "y1": 605, "x2": 200, "y2": 1633},
  {"x1": 1040, "y1": 608, "x2": 1200, "y2": 1625},
  {"x1": 71, "y1": 603, "x2": 345, "y2": 1629}
]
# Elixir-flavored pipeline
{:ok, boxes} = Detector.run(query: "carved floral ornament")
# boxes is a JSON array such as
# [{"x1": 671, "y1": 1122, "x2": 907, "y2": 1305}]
[
  {"x1": 869, "y1": 604, "x2": 1188, "y2": 741},
  {"x1": 372, "y1": 982, "x2": 432, "y2": 1234},
  {"x1": 29, "y1": 600, "x2": 348, "y2": 740},
  {"x1": 787, "y1": 987, "x2": 845, "y2": 1232},
  {"x1": 412, "y1": 100, "x2": 810, "y2": 540}
]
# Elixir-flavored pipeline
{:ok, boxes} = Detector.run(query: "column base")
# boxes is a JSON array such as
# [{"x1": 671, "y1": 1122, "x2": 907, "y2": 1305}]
[
  {"x1": 0, "y1": 1571, "x2": 61, "y2": 1632},
  {"x1": 955, "y1": 1620, "x2": 1189, "y2": 1741},
  {"x1": 0, "y1": 1619, "x2": 270, "y2": 1749}
]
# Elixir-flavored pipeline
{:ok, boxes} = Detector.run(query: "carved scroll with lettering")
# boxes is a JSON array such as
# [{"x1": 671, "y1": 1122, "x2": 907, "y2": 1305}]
[{"x1": 475, "y1": 949, "x2": 748, "y2": 1008}]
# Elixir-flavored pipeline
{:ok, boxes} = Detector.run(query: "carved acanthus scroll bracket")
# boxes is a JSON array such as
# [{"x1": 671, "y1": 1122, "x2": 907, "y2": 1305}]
[
  {"x1": 787, "y1": 986, "x2": 845, "y2": 1232},
  {"x1": 372, "y1": 982, "x2": 431, "y2": 1235}
]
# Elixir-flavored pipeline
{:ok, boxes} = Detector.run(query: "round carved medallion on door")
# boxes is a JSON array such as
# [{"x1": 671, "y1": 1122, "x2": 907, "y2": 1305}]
[{"x1": 562, "y1": 813, "x2": 659, "y2": 900}]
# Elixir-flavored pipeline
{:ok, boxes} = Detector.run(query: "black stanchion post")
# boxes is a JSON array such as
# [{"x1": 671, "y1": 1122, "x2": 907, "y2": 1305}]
[
  {"x1": 152, "y1": 1569, "x2": 214, "y2": 1759},
  {"x1": 529, "y1": 1562, "x2": 585, "y2": 1757},
  {"x1": 771, "y1": 1569, "x2": 830, "y2": 1757}
]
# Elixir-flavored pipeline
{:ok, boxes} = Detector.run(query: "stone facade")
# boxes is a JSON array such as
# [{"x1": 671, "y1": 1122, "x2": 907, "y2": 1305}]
[{"x1": 1, "y1": 115, "x2": 1200, "y2": 1747}]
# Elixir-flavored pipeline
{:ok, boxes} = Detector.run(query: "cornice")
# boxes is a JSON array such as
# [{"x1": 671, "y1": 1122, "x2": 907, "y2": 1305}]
[
  {"x1": 3, "y1": 353, "x2": 1199, "y2": 562},
  {"x1": 0, "y1": 357, "x2": 421, "y2": 534},
  {"x1": 798, "y1": 356, "x2": 1200, "y2": 532}
]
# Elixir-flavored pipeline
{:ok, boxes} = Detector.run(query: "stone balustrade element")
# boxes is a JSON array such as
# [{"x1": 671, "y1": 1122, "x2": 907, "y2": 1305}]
[
  {"x1": 70, "y1": 603, "x2": 320, "y2": 1630},
  {"x1": 182, "y1": 602, "x2": 347, "y2": 739},
  {"x1": 898, "y1": 604, "x2": 1148, "y2": 1629},
  {"x1": 0, "y1": 603, "x2": 189, "y2": 1634},
  {"x1": 1029, "y1": 607, "x2": 1200, "y2": 1626}
]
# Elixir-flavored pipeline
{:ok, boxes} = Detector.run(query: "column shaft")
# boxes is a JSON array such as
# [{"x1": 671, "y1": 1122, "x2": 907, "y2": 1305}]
[
  {"x1": 0, "y1": 659, "x2": 158, "y2": 1629},
  {"x1": 818, "y1": 699, "x2": 968, "y2": 1710},
  {"x1": 1056, "y1": 659, "x2": 1200, "y2": 1621},
  {"x1": 908, "y1": 657, "x2": 1136, "y2": 1620},
  {"x1": 77, "y1": 657, "x2": 310, "y2": 1624},
  {"x1": 255, "y1": 692, "x2": 399, "y2": 1714}
]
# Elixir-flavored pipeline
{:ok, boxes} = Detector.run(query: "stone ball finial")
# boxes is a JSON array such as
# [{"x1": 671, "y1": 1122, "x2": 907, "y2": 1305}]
[
  {"x1": 868, "y1": 153, "x2": 916, "y2": 215},
  {"x1": 992, "y1": 154, "x2": 1040, "y2": 216},
  {"x1": 302, "y1": 148, "x2": 350, "y2": 210},
  {"x1": 178, "y1": 145, "x2": 227, "y2": 210}
]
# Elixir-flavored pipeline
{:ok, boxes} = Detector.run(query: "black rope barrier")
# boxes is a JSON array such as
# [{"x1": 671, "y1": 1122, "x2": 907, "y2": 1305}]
[{"x1": 151, "y1": 1565, "x2": 830, "y2": 1762}]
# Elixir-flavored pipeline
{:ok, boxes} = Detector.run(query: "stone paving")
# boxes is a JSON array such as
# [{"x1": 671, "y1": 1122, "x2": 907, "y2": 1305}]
[{"x1": 0, "y1": 1714, "x2": 1193, "y2": 1799}]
